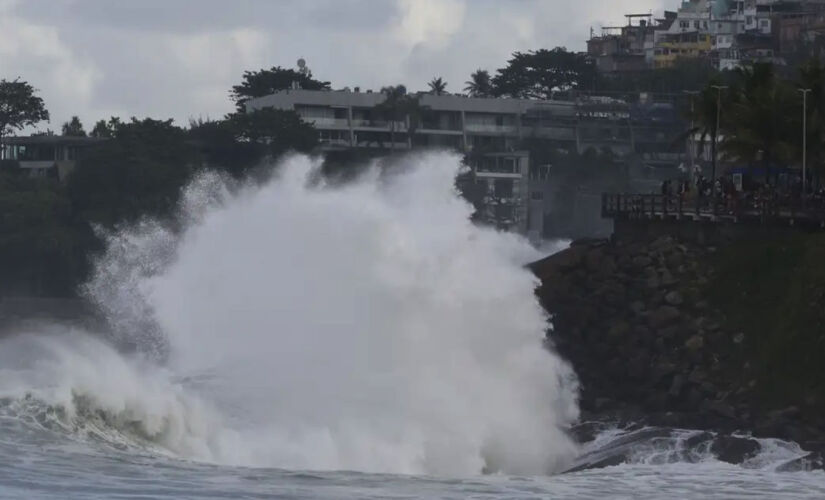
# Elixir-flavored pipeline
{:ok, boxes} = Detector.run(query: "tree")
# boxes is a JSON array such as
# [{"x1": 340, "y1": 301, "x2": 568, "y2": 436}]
[
  {"x1": 61, "y1": 116, "x2": 86, "y2": 137},
  {"x1": 375, "y1": 85, "x2": 427, "y2": 150},
  {"x1": 90, "y1": 117, "x2": 122, "y2": 138},
  {"x1": 68, "y1": 118, "x2": 198, "y2": 227},
  {"x1": 464, "y1": 69, "x2": 493, "y2": 97},
  {"x1": 722, "y1": 63, "x2": 796, "y2": 182},
  {"x1": 675, "y1": 81, "x2": 725, "y2": 174},
  {"x1": 188, "y1": 118, "x2": 264, "y2": 177},
  {"x1": 428, "y1": 77, "x2": 447, "y2": 95},
  {"x1": 230, "y1": 66, "x2": 331, "y2": 111},
  {"x1": 229, "y1": 108, "x2": 319, "y2": 158},
  {"x1": 0, "y1": 78, "x2": 50, "y2": 144},
  {"x1": 491, "y1": 48, "x2": 597, "y2": 99},
  {"x1": 0, "y1": 170, "x2": 88, "y2": 296}
]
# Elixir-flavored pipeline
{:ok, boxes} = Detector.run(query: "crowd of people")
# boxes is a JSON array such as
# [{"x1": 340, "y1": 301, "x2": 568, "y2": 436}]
[{"x1": 659, "y1": 172, "x2": 825, "y2": 215}]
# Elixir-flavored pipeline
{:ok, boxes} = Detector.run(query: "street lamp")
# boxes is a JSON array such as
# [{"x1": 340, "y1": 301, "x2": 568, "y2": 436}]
[
  {"x1": 683, "y1": 90, "x2": 701, "y2": 182},
  {"x1": 710, "y1": 85, "x2": 728, "y2": 201},
  {"x1": 799, "y1": 88, "x2": 812, "y2": 195}
]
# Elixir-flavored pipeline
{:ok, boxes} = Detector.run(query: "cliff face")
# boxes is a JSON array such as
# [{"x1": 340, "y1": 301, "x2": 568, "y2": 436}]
[{"x1": 531, "y1": 233, "x2": 825, "y2": 451}]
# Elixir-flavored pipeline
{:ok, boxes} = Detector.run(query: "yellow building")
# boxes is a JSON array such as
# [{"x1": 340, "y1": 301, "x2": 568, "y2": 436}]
[{"x1": 653, "y1": 32, "x2": 713, "y2": 68}]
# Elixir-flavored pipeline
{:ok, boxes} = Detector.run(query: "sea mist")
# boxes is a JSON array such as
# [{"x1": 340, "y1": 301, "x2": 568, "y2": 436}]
[{"x1": 80, "y1": 151, "x2": 579, "y2": 475}]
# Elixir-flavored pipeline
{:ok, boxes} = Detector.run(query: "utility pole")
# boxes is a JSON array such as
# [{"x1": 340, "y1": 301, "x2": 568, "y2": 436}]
[
  {"x1": 711, "y1": 85, "x2": 728, "y2": 201},
  {"x1": 800, "y1": 88, "x2": 811, "y2": 195}
]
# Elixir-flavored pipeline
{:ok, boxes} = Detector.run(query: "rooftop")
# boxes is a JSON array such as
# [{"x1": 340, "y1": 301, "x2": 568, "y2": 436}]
[{"x1": 2, "y1": 135, "x2": 107, "y2": 146}]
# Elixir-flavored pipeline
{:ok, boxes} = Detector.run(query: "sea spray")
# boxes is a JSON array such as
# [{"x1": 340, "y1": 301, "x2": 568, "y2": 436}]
[{"x1": 9, "y1": 152, "x2": 580, "y2": 475}]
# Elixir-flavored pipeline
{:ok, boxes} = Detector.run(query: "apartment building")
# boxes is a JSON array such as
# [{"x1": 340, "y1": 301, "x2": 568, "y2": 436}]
[
  {"x1": 246, "y1": 88, "x2": 686, "y2": 240},
  {"x1": 594, "y1": 0, "x2": 825, "y2": 72}
]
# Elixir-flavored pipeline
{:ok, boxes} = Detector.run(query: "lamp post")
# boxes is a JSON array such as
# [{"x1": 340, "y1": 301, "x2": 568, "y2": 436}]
[
  {"x1": 799, "y1": 88, "x2": 811, "y2": 195},
  {"x1": 683, "y1": 90, "x2": 701, "y2": 183},
  {"x1": 710, "y1": 85, "x2": 728, "y2": 202}
]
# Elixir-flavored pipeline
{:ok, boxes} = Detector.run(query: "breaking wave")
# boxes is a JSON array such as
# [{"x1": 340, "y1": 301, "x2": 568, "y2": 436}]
[{"x1": 0, "y1": 152, "x2": 580, "y2": 476}]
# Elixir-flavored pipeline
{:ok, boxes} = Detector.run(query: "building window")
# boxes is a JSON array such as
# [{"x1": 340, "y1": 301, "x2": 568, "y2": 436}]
[
  {"x1": 494, "y1": 178, "x2": 514, "y2": 198},
  {"x1": 694, "y1": 20, "x2": 700, "y2": 29},
  {"x1": 531, "y1": 192, "x2": 544, "y2": 201}
]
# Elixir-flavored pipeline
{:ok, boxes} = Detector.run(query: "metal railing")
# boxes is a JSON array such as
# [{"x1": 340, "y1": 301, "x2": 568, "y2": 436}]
[{"x1": 602, "y1": 193, "x2": 825, "y2": 227}]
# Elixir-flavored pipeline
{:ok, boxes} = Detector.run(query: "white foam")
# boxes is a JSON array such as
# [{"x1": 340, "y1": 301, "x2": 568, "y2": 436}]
[{"x1": 4, "y1": 152, "x2": 581, "y2": 477}]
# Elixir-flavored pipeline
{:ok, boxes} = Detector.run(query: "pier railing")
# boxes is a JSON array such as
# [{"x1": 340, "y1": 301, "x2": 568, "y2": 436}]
[{"x1": 602, "y1": 193, "x2": 825, "y2": 228}]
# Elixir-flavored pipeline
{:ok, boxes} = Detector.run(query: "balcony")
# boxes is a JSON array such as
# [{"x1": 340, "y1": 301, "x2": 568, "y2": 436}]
[
  {"x1": 303, "y1": 117, "x2": 350, "y2": 128},
  {"x1": 464, "y1": 124, "x2": 518, "y2": 134},
  {"x1": 352, "y1": 119, "x2": 407, "y2": 131}
]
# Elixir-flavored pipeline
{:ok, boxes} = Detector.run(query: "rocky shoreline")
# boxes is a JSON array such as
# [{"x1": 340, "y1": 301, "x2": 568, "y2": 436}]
[{"x1": 530, "y1": 234, "x2": 825, "y2": 468}]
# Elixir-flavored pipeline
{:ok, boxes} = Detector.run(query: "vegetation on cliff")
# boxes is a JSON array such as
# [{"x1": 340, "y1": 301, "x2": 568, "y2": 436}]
[
  {"x1": 532, "y1": 231, "x2": 825, "y2": 449},
  {"x1": 708, "y1": 234, "x2": 825, "y2": 412}
]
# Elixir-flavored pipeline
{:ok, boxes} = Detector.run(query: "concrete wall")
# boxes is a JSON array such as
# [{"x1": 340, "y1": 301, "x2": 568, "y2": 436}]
[{"x1": 612, "y1": 217, "x2": 802, "y2": 246}]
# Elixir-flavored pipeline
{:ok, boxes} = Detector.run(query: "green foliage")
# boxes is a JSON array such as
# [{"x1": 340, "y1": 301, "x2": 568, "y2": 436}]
[
  {"x1": 428, "y1": 77, "x2": 447, "y2": 95},
  {"x1": 188, "y1": 118, "x2": 265, "y2": 177},
  {"x1": 188, "y1": 110, "x2": 318, "y2": 177},
  {"x1": 61, "y1": 116, "x2": 86, "y2": 137},
  {"x1": 0, "y1": 78, "x2": 50, "y2": 141},
  {"x1": 90, "y1": 117, "x2": 122, "y2": 138},
  {"x1": 464, "y1": 69, "x2": 493, "y2": 97},
  {"x1": 228, "y1": 108, "x2": 319, "y2": 158},
  {"x1": 68, "y1": 118, "x2": 197, "y2": 227},
  {"x1": 492, "y1": 48, "x2": 597, "y2": 99},
  {"x1": 708, "y1": 234, "x2": 825, "y2": 411},
  {"x1": 722, "y1": 63, "x2": 796, "y2": 174},
  {"x1": 230, "y1": 66, "x2": 331, "y2": 111},
  {"x1": 0, "y1": 170, "x2": 89, "y2": 296},
  {"x1": 375, "y1": 85, "x2": 427, "y2": 147}
]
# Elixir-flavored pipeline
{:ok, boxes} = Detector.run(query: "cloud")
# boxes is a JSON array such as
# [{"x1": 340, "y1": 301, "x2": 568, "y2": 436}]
[
  {"x1": 395, "y1": 0, "x2": 466, "y2": 48},
  {"x1": 0, "y1": 1, "x2": 102, "y2": 132},
  {"x1": 1, "y1": 0, "x2": 672, "y2": 130}
]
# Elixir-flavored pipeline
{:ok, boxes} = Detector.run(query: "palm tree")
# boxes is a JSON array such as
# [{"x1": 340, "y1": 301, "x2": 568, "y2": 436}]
[
  {"x1": 428, "y1": 77, "x2": 447, "y2": 96},
  {"x1": 375, "y1": 85, "x2": 427, "y2": 150},
  {"x1": 722, "y1": 63, "x2": 796, "y2": 183},
  {"x1": 675, "y1": 82, "x2": 724, "y2": 176},
  {"x1": 464, "y1": 69, "x2": 493, "y2": 97},
  {"x1": 798, "y1": 59, "x2": 825, "y2": 178}
]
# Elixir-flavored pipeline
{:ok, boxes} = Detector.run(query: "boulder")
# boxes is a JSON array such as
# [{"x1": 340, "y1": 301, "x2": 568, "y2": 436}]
[
  {"x1": 607, "y1": 321, "x2": 631, "y2": 339},
  {"x1": 649, "y1": 306, "x2": 681, "y2": 328},
  {"x1": 661, "y1": 270, "x2": 678, "y2": 286},
  {"x1": 776, "y1": 452, "x2": 825, "y2": 472},
  {"x1": 531, "y1": 245, "x2": 588, "y2": 273},
  {"x1": 685, "y1": 431, "x2": 714, "y2": 449},
  {"x1": 585, "y1": 249, "x2": 604, "y2": 272},
  {"x1": 664, "y1": 290, "x2": 684, "y2": 306},
  {"x1": 702, "y1": 400, "x2": 737, "y2": 420},
  {"x1": 669, "y1": 374, "x2": 686, "y2": 397},
  {"x1": 685, "y1": 334, "x2": 705, "y2": 351},
  {"x1": 710, "y1": 436, "x2": 760, "y2": 464},
  {"x1": 633, "y1": 255, "x2": 653, "y2": 268}
]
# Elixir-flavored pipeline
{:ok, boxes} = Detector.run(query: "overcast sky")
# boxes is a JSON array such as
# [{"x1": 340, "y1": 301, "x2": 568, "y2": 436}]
[{"x1": 1, "y1": 0, "x2": 672, "y2": 131}]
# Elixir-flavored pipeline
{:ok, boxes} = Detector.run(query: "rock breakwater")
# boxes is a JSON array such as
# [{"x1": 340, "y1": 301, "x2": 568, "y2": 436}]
[{"x1": 531, "y1": 234, "x2": 825, "y2": 457}]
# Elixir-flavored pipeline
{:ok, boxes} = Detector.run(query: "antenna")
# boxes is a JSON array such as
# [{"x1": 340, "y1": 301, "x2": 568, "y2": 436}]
[{"x1": 297, "y1": 58, "x2": 309, "y2": 76}]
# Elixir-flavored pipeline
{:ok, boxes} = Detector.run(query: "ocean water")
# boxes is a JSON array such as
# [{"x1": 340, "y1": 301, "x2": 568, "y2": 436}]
[{"x1": 0, "y1": 153, "x2": 823, "y2": 498}]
